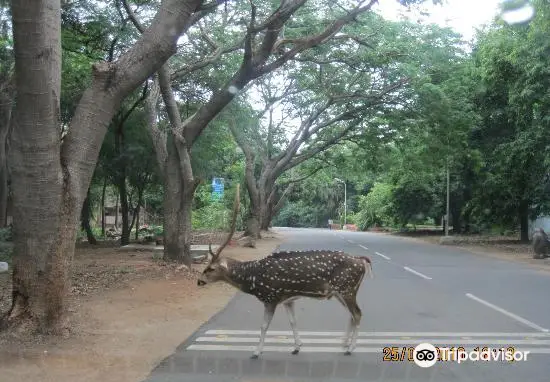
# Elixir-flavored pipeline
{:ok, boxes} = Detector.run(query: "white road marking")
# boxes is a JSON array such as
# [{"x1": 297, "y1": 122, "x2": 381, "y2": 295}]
[
  {"x1": 375, "y1": 251, "x2": 391, "y2": 260},
  {"x1": 195, "y1": 336, "x2": 550, "y2": 345},
  {"x1": 187, "y1": 344, "x2": 550, "y2": 354},
  {"x1": 347, "y1": 239, "x2": 355, "y2": 244},
  {"x1": 204, "y1": 330, "x2": 550, "y2": 337},
  {"x1": 404, "y1": 266, "x2": 432, "y2": 280},
  {"x1": 466, "y1": 293, "x2": 549, "y2": 333},
  {"x1": 359, "y1": 244, "x2": 369, "y2": 250}
]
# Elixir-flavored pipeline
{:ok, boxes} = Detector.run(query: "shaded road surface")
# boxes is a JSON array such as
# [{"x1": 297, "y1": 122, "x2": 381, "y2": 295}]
[{"x1": 142, "y1": 228, "x2": 550, "y2": 382}]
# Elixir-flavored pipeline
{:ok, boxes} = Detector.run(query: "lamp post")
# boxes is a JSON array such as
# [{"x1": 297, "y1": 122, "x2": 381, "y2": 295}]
[{"x1": 334, "y1": 178, "x2": 347, "y2": 226}]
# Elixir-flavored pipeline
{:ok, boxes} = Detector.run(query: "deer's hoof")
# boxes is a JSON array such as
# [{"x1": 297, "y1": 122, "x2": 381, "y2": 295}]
[
  {"x1": 250, "y1": 354, "x2": 260, "y2": 360},
  {"x1": 344, "y1": 350, "x2": 352, "y2": 356},
  {"x1": 291, "y1": 348, "x2": 300, "y2": 355}
]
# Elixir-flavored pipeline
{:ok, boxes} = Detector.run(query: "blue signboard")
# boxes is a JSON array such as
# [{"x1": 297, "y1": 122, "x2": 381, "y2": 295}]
[{"x1": 212, "y1": 177, "x2": 224, "y2": 201}]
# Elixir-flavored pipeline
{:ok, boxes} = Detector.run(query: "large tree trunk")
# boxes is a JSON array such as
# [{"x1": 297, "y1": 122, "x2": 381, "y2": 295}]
[
  {"x1": 259, "y1": 202, "x2": 271, "y2": 231},
  {"x1": 244, "y1": 185, "x2": 262, "y2": 238},
  {"x1": 81, "y1": 189, "x2": 97, "y2": 245},
  {"x1": 6, "y1": 0, "x2": 72, "y2": 333},
  {"x1": 244, "y1": 206, "x2": 261, "y2": 239},
  {"x1": 4, "y1": 0, "x2": 204, "y2": 333}
]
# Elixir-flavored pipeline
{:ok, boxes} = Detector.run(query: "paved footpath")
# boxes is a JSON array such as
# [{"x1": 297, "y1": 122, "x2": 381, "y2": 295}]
[{"x1": 142, "y1": 228, "x2": 550, "y2": 382}]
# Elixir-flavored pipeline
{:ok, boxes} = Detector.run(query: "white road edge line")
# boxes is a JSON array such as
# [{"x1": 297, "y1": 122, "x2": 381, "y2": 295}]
[
  {"x1": 205, "y1": 330, "x2": 550, "y2": 337},
  {"x1": 187, "y1": 344, "x2": 550, "y2": 354},
  {"x1": 375, "y1": 251, "x2": 390, "y2": 260},
  {"x1": 403, "y1": 266, "x2": 432, "y2": 280},
  {"x1": 466, "y1": 293, "x2": 549, "y2": 333},
  {"x1": 359, "y1": 244, "x2": 369, "y2": 250},
  {"x1": 347, "y1": 239, "x2": 355, "y2": 244}
]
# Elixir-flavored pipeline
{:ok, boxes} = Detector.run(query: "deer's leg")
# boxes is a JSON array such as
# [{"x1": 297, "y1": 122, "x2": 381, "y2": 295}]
[
  {"x1": 283, "y1": 301, "x2": 302, "y2": 354},
  {"x1": 333, "y1": 293, "x2": 353, "y2": 348},
  {"x1": 343, "y1": 298, "x2": 362, "y2": 355},
  {"x1": 252, "y1": 303, "x2": 276, "y2": 359}
]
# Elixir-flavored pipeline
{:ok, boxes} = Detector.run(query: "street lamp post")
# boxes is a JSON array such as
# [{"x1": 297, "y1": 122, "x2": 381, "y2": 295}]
[{"x1": 334, "y1": 178, "x2": 347, "y2": 227}]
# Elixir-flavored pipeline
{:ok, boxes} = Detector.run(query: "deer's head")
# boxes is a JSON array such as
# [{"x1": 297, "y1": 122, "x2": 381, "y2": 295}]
[
  {"x1": 197, "y1": 184, "x2": 240, "y2": 287},
  {"x1": 197, "y1": 245, "x2": 231, "y2": 286}
]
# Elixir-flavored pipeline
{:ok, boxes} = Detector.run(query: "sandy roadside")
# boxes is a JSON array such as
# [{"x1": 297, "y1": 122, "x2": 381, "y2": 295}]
[{"x1": 0, "y1": 232, "x2": 283, "y2": 382}]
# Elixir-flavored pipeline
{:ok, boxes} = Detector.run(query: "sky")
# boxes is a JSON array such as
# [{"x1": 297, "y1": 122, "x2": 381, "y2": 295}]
[{"x1": 373, "y1": 0, "x2": 503, "y2": 42}]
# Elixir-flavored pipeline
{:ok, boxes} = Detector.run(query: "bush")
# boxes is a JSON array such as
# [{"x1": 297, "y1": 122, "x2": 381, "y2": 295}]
[
  {"x1": 193, "y1": 202, "x2": 231, "y2": 230},
  {"x1": 355, "y1": 182, "x2": 394, "y2": 230},
  {"x1": 0, "y1": 242, "x2": 13, "y2": 265},
  {"x1": 0, "y1": 225, "x2": 12, "y2": 242}
]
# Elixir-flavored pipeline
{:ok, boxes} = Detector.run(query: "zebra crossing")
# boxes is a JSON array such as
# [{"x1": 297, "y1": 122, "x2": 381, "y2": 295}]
[{"x1": 186, "y1": 330, "x2": 550, "y2": 355}]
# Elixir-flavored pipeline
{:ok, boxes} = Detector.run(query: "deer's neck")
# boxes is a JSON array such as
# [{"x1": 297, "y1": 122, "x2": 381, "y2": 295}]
[{"x1": 222, "y1": 257, "x2": 259, "y2": 294}]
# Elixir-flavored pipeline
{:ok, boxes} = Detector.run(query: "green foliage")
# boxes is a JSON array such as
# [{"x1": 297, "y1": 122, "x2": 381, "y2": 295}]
[
  {"x1": 391, "y1": 179, "x2": 435, "y2": 227},
  {"x1": 0, "y1": 225, "x2": 11, "y2": 241},
  {"x1": 272, "y1": 201, "x2": 319, "y2": 228},
  {"x1": 0, "y1": 243, "x2": 12, "y2": 265},
  {"x1": 355, "y1": 183, "x2": 394, "y2": 230},
  {"x1": 192, "y1": 185, "x2": 229, "y2": 230}
]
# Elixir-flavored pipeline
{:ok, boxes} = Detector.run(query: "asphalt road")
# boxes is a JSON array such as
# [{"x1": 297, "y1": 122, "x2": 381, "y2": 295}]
[{"x1": 142, "y1": 228, "x2": 550, "y2": 382}]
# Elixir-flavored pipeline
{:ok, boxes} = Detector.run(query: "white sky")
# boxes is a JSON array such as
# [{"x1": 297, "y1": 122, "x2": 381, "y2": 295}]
[{"x1": 373, "y1": 0, "x2": 503, "y2": 42}]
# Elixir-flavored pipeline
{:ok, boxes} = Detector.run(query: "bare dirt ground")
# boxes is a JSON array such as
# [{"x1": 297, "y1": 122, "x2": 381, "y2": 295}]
[
  {"x1": 389, "y1": 231, "x2": 550, "y2": 273},
  {"x1": 0, "y1": 231, "x2": 283, "y2": 382}
]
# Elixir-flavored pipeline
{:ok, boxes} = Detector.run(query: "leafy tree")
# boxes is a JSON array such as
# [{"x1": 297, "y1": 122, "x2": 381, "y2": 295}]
[
  {"x1": 5, "y1": 0, "x2": 217, "y2": 333},
  {"x1": 468, "y1": 0, "x2": 550, "y2": 240},
  {"x1": 138, "y1": 0, "x2": 385, "y2": 260}
]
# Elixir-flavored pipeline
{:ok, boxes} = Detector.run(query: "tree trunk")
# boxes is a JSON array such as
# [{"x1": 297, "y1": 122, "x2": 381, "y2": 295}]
[
  {"x1": 245, "y1": 209, "x2": 261, "y2": 239},
  {"x1": 0, "y1": 126, "x2": 9, "y2": 228},
  {"x1": 117, "y1": 179, "x2": 130, "y2": 245},
  {"x1": 260, "y1": 202, "x2": 271, "y2": 231},
  {"x1": 451, "y1": 204, "x2": 461, "y2": 234},
  {"x1": 81, "y1": 190, "x2": 97, "y2": 245},
  {"x1": 162, "y1": 139, "x2": 194, "y2": 265},
  {"x1": 5, "y1": 0, "x2": 71, "y2": 333},
  {"x1": 0, "y1": 84, "x2": 12, "y2": 228},
  {"x1": 244, "y1": 188, "x2": 262, "y2": 238},
  {"x1": 519, "y1": 201, "x2": 529, "y2": 243},
  {"x1": 134, "y1": 189, "x2": 143, "y2": 241},
  {"x1": 101, "y1": 177, "x2": 106, "y2": 237},
  {"x1": 135, "y1": 205, "x2": 140, "y2": 241},
  {"x1": 114, "y1": 192, "x2": 119, "y2": 230}
]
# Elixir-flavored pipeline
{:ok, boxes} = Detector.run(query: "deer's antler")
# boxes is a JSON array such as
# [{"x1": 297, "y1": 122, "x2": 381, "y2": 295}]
[{"x1": 210, "y1": 183, "x2": 240, "y2": 261}]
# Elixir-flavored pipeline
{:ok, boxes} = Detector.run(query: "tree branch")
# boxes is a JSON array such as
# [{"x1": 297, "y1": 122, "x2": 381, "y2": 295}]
[
  {"x1": 144, "y1": 76, "x2": 168, "y2": 175},
  {"x1": 278, "y1": 164, "x2": 327, "y2": 186},
  {"x1": 258, "y1": 0, "x2": 378, "y2": 76}
]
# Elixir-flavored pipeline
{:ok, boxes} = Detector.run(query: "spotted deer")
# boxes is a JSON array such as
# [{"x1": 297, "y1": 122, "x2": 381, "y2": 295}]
[{"x1": 197, "y1": 185, "x2": 373, "y2": 359}]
